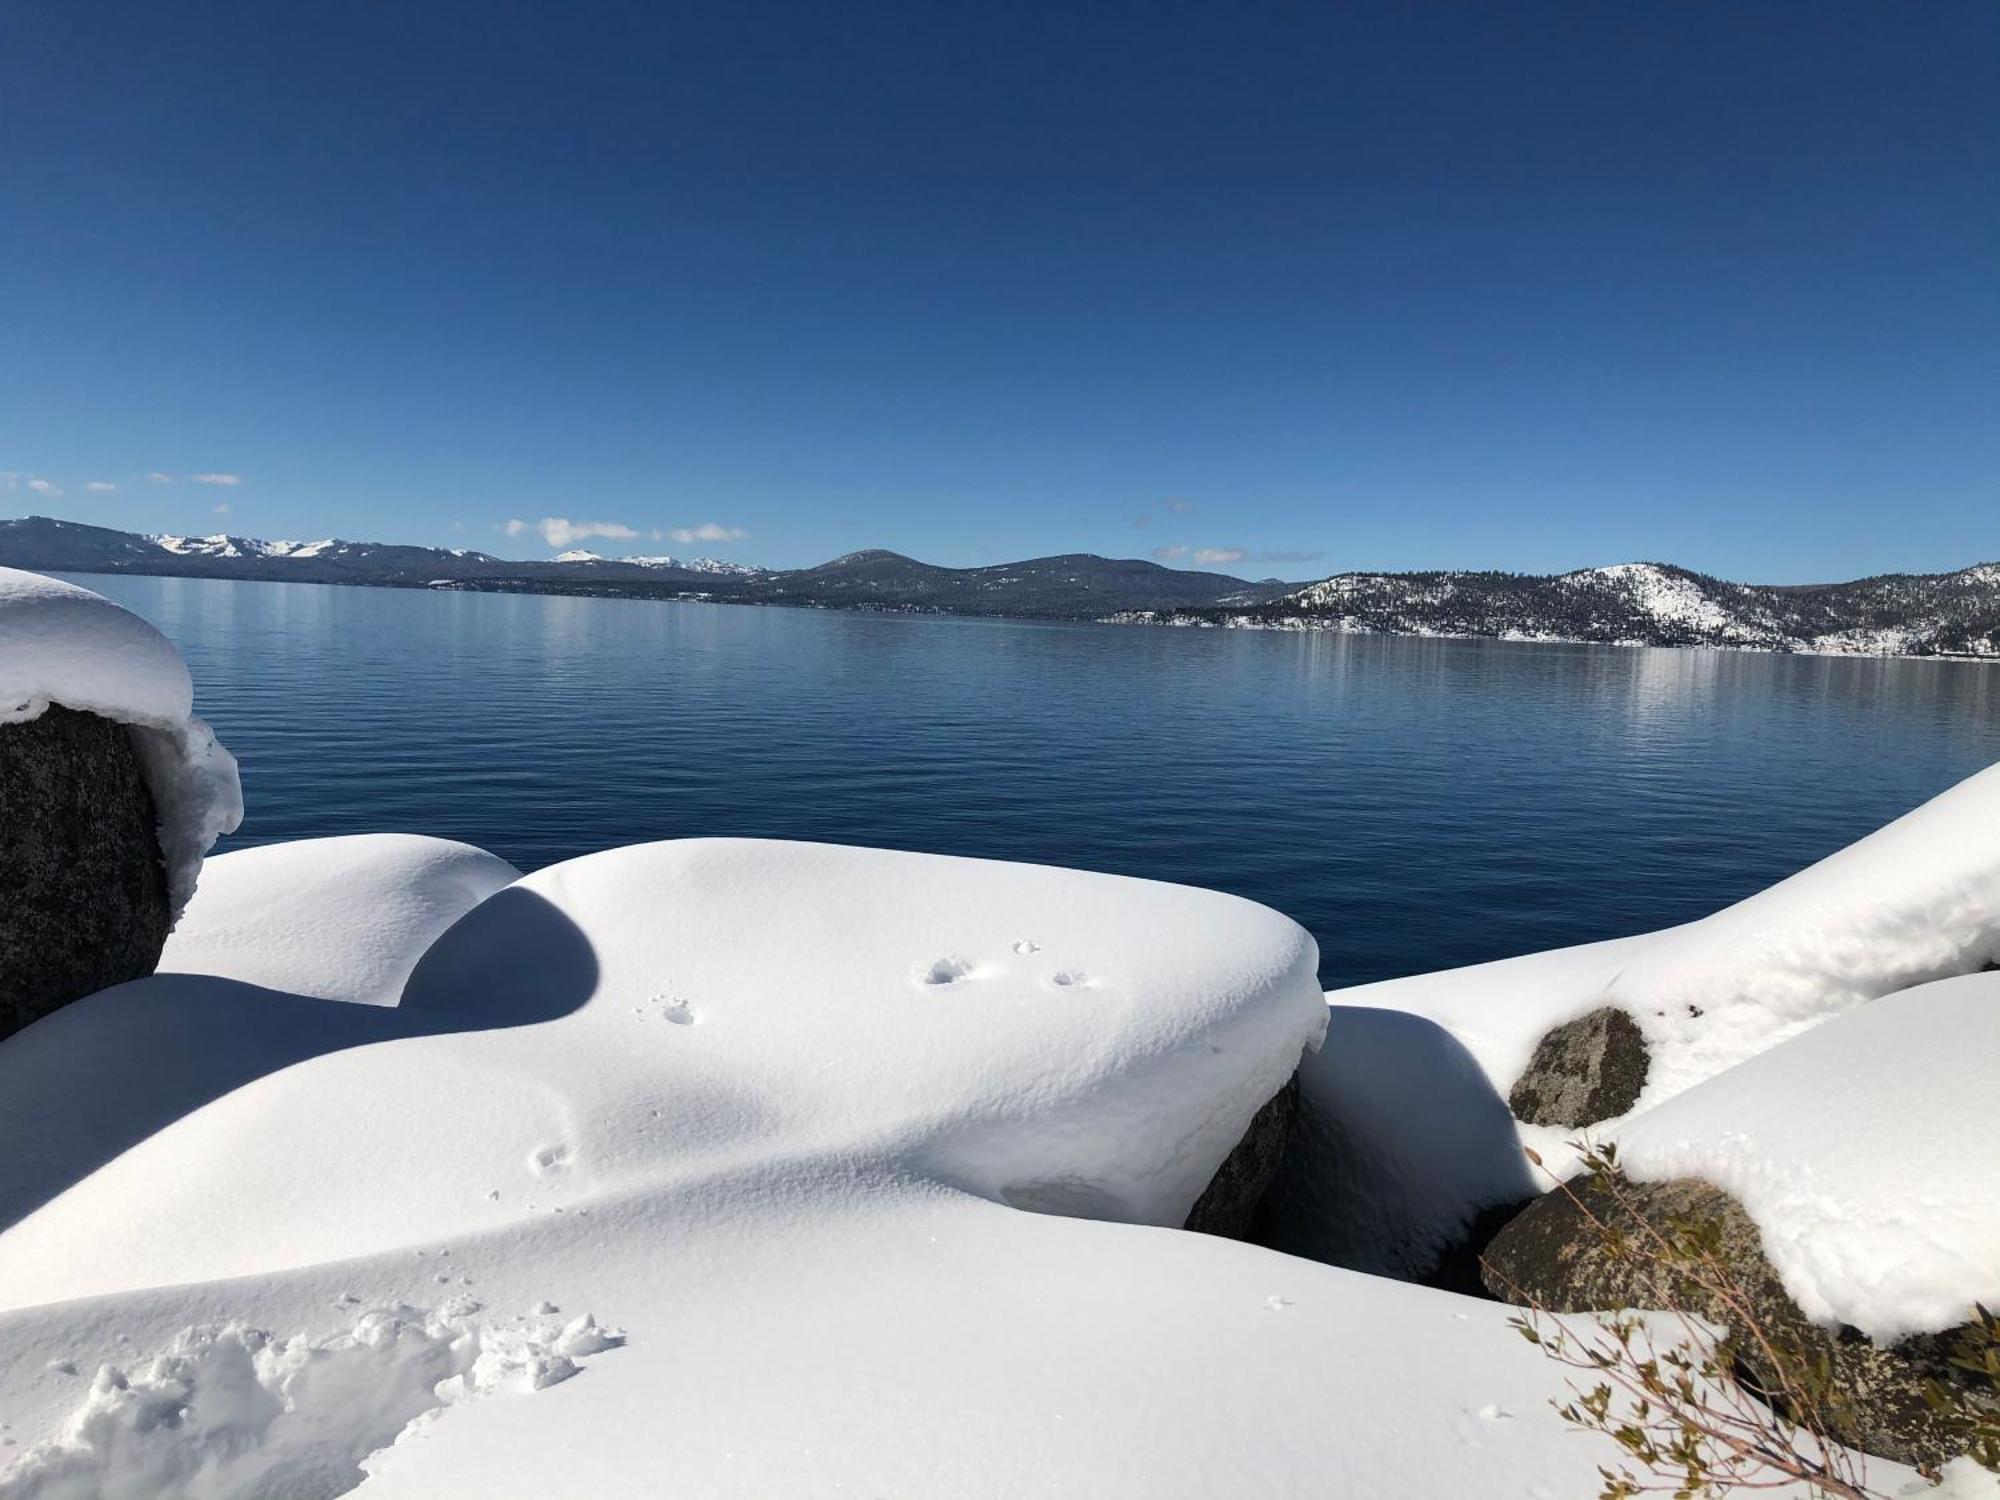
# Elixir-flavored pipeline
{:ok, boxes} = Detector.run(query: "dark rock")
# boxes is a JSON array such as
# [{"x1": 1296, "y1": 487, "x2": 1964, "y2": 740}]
[
  {"x1": 1185, "y1": 1074, "x2": 1299, "y2": 1239},
  {"x1": 1507, "y1": 1005, "x2": 1649, "y2": 1127},
  {"x1": 1480, "y1": 1172, "x2": 1994, "y2": 1468},
  {"x1": 1, "y1": 705, "x2": 172, "y2": 1041},
  {"x1": 1416, "y1": 1195, "x2": 1534, "y2": 1299}
]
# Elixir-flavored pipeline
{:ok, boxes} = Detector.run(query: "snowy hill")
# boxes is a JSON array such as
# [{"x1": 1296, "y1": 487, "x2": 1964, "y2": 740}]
[{"x1": 1122, "y1": 558, "x2": 2000, "y2": 657}]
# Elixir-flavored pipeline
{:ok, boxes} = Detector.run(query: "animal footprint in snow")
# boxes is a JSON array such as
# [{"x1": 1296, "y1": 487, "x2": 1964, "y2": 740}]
[
  {"x1": 635, "y1": 993, "x2": 698, "y2": 1025},
  {"x1": 912, "y1": 956, "x2": 977, "y2": 989},
  {"x1": 1042, "y1": 970, "x2": 1096, "y2": 991},
  {"x1": 527, "y1": 1143, "x2": 571, "y2": 1177}
]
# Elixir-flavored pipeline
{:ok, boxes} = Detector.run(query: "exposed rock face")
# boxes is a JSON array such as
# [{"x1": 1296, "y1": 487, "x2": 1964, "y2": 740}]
[
  {"x1": 1, "y1": 705, "x2": 172, "y2": 1041},
  {"x1": 1507, "y1": 1005, "x2": 1649, "y2": 1127},
  {"x1": 1185, "y1": 1074, "x2": 1300, "y2": 1239},
  {"x1": 1480, "y1": 1172, "x2": 1993, "y2": 1468}
]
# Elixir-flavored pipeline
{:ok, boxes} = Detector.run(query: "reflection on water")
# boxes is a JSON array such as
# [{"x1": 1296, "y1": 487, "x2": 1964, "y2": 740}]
[{"x1": 63, "y1": 575, "x2": 2000, "y2": 990}]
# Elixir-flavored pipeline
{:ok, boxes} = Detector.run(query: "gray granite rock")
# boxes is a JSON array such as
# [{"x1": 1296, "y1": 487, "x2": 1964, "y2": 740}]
[
  {"x1": 1185, "y1": 1073, "x2": 1300, "y2": 1240},
  {"x1": 1, "y1": 704, "x2": 172, "y2": 1041},
  {"x1": 1507, "y1": 1005, "x2": 1649, "y2": 1127}
]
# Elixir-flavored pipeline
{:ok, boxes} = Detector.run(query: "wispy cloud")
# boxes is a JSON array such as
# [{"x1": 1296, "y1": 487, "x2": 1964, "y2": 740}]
[
  {"x1": 26, "y1": 477, "x2": 62, "y2": 497},
  {"x1": 213, "y1": 502, "x2": 231, "y2": 516},
  {"x1": 668, "y1": 522, "x2": 746, "y2": 545},
  {"x1": 189, "y1": 472, "x2": 242, "y2": 487},
  {"x1": 1164, "y1": 497, "x2": 1195, "y2": 515},
  {"x1": 145, "y1": 472, "x2": 174, "y2": 484},
  {"x1": 84, "y1": 480, "x2": 118, "y2": 492},
  {"x1": 1166, "y1": 545, "x2": 1325, "y2": 569},
  {"x1": 504, "y1": 517, "x2": 641, "y2": 549}
]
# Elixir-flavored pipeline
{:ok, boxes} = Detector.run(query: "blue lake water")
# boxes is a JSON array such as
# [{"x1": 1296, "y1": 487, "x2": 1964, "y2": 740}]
[{"x1": 66, "y1": 573, "x2": 2000, "y2": 991}]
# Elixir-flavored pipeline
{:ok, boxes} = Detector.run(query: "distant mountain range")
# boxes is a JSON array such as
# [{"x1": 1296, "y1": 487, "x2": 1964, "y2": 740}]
[
  {"x1": 0, "y1": 517, "x2": 1296, "y2": 618},
  {"x1": 5, "y1": 516, "x2": 1995, "y2": 657},
  {"x1": 1115, "y1": 560, "x2": 2000, "y2": 658}
]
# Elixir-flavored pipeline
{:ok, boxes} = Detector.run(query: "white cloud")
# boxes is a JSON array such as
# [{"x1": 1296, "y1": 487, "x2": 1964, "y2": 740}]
[
  {"x1": 213, "y1": 502, "x2": 231, "y2": 516},
  {"x1": 145, "y1": 472, "x2": 174, "y2": 484},
  {"x1": 1165, "y1": 547, "x2": 1319, "y2": 569},
  {"x1": 668, "y1": 522, "x2": 747, "y2": 545},
  {"x1": 189, "y1": 472, "x2": 242, "y2": 486},
  {"x1": 505, "y1": 517, "x2": 641, "y2": 549},
  {"x1": 26, "y1": 477, "x2": 61, "y2": 497},
  {"x1": 1164, "y1": 497, "x2": 1195, "y2": 515},
  {"x1": 85, "y1": 480, "x2": 118, "y2": 492}
]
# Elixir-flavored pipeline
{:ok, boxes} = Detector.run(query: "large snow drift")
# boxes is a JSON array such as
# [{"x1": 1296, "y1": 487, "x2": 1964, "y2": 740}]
[
  {"x1": 158, "y1": 835, "x2": 521, "y2": 1006},
  {"x1": 0, "y1": 567, "x2": 240, "y2": 916},
  {"x1": 1616, "y1": 971, "x2": 2000, "y2": 1342}
]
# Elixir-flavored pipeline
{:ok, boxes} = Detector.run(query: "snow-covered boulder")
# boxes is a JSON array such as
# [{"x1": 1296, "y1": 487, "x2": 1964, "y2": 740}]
[
  {"x1": 1272, "y1": 760, "x2": 2000, "y2": 1280},
  {"x1": 0, "y1": 838, "x2": 1327, "y2": 1305},
  {"x1": 158, "y1": 834, "x2": 521, "y2": 1006},
  {"x1": 0, "y1": 569, "x2": 241, "y2": 1038},
  {"x1": 1482, "y1": 972, "x2": 2000, "y2": 1467},
  {"x1": 1499, "y1": 758, "x2": 2000, "y2": 1130},
  {"x1": 1598, "y1": 764, "x2": 2000, "y2": 1109}
]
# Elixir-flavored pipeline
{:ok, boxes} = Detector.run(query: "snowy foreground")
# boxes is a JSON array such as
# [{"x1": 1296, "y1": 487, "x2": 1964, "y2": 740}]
[{"x1": 1, "y1": 572, "x2": 1995, "y2": 1498}]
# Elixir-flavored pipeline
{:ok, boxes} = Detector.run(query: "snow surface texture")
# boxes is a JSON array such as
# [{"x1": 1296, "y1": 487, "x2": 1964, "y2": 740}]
[
  {"x1": 0, "y1": 1301, "x2": 621, "y2": 1500},
  {"x1": 1615, "y1": 972, "x2": 2000, "y2": 1342},
  {"x1": 158, "y1": 836, "x2": 521, "y2": 1006},
  {"x1": 0, "y1": 567, "x2": 240, "y2": 917},
  {"x1": 0, "y1": 835, "x2": 1929, "y2": 1496}
]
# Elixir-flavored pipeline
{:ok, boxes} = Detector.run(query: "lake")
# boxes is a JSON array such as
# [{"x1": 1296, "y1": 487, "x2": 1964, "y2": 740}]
[{"x1": 65, "y1": 573, "x2": 2000, "y2": 991}]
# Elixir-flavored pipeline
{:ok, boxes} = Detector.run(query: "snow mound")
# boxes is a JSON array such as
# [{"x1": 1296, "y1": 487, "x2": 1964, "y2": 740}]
[
  {"x1": 0, "y1": 567, "x2": 241, "y2": 917},
  {"x1": 0, "y1": 839, "x2": 1325, "y2": 1304},
  {"x1": 1278, "y1": 760, "x2": 2000, "y2": 1277},
  {"x1": 1603, "y1": 762, "x2": 2000, "y2": 1108},
  {"x1": 0, "y1": 1301, "x2": 620, "y2": 1500},
  {"x1": 159, "y1": 836, "x2": 521, "y2": 1006},
  {"x1": 1614, "y1": 971, "x2": 2000, "y2": 1342}
]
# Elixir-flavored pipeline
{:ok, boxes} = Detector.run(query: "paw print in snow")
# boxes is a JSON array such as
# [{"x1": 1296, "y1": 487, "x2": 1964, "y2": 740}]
[
  {"x1": 635, "y1": 993, "x2": 698, "y2": 1025},
  {"x1": 528, "y1": 1143, "x2": 571, "y2": 1177}
]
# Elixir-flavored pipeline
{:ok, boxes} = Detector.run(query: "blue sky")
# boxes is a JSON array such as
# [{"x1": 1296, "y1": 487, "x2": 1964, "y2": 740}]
[{"x1": 2, "y1": 1, "x2": 1994, "y2": 579}]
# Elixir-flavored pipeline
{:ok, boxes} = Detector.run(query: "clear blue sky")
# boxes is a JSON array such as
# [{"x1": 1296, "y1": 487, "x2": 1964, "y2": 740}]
[{"x1": 2, "y1": 1, "x2": 1994, "y2": 579}]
